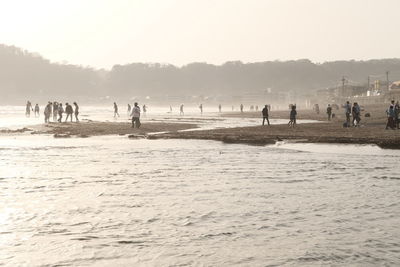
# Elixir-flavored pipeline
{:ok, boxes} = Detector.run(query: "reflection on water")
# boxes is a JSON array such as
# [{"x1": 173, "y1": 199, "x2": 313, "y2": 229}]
[{"x1": 0, "y1": 135, "x2": 399, "y2": 266}]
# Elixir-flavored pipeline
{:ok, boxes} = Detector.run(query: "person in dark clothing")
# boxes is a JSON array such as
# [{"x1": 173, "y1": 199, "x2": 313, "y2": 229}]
[
  {"x1": 65, "y1": 103, "x2": 73, "y2": 122},
  {"x1": 288, "y1": 105, "x2": 297, "y2": 127},
  {"x1": 326, "y1": 104, "x2": 332, "y2": 121},
  {"x1": 395, "y1": 101, "x2": 400, "y2": 129},
  {"x1": 73, "y1": 102, "x2": 79, "y2": 122},
  {"x1": 262, "y1": 105, "x2": 270, "y2": 126},
  {"x1": 386, "y1": 105, "x2": 396, "y2": 130},
  {"x1": 58, "y1": 103, "x2": 64, "y2": 122},
  {"x1": 114, "y1": 102, "x2": 119, "y2": 118},
  {"x1": 352, "y1": 102, "x2": 361, "y2": 127},
  {"x1": 344, "y1": 101, "x2": 351, "y2": 127}
]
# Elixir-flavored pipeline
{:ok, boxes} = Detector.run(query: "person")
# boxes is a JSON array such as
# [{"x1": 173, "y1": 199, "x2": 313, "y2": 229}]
[
  {"x1": 395, "y1": 101, "x2": 400, "y2": 129},
  {"x1": 240, "y1": 104, "x2": 244, "y2": 113},
  {"x1": 352, "y1": 102, "x2": 361, "y2": 127},
  {"x1": 179, "y1": 104, "x2": 184, "y2": 115},
  {"x1": 386, "y1": 105, "x2": 396, "y2": 130},
  {"x1": 44, "y1": 102, "x2": 52, "y2": 123},
  {"x1": 255, "y1": 105, "x2": 259, "y2": 111},
  {"x1": 127, "y1": 104, "x2": 131, "y2": 116},
  {"x1": 34, "y1": 104, "x2": 40, "y2": 117},
  {"x1": 288, "y1": 105, "x2": 297, "y2": 127},
  {"x1": 314, "y1": 104, "x2": 320, "y2": 114},
  {"x1": 58, "y1": 103, "x2": 64, "y2": 122},
  {"x1": 345, "y1": 101, "x2": 351, "y2": 127},
  {"x1": 143, "y1": 104, "x2": 147, "y2": 116},
  {"x1": 73, "y1": 102, "x2": 79, "y2": 122},
  {"x1": 262, "y1": 104, "x2": 270, "y2": 126},
  {"x1": 170, "y1": 105, "x2": 173, "y2": 112},
  {"x1": 25, "y1": 101, "x2": 33, "y2": 117},
  {"x1": 53, "y1": 102, "x2": 58, "y2": 122},
  {"x1": 218, "y1": 104, "x2": 222, "y2": 113},
  {"x1": 199, "y1": 104, "x2": 203, "y2": 114},
  {"x1": 327, "y1": 104, "x2": 332, "y2": 121},
  {"x1": 131, "y1": 102, "x2": 141, "y2": 128},
  {"x1": 114, "y1": 102, "x2": 119, "y2": 118},
  {"x1": 65, "y1": 103, "x2": 73, "y2": 122}
]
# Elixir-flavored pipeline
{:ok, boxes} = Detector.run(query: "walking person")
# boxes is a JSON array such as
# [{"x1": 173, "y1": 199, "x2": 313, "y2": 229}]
[
  {"x1": 25, "y1": 101, "x2": 33, "y2": 117},
  {"x1": 345, "y1": 101, "x2": 351, "y2": 127},
  {"x1": 73, "y1": 102, "x2": 79, "y2": 122},
  {"x1": 143, "y1": 104, "x2": 147, "y2": 117},
  {"x1": 327, "y1": 104, "x2": 332, "y2": 121},
  {"x1": 199, "y1": 104, "x2": 203, "y2": 114},
  {"x1": 180, "y1": 104, "x2": 184, "y2": 115},
  {"x1": 288, "y1": 105, "x2": 297, "y2": 127},
  {"x1": 114, "y1": 102, "x2": 119, "y2": 118},
  {"x1": 218, "y1": 104, "x2": 222, "y2": 113},
  {"x1": 65, "y1": 103, "x2": 73, "y2": 122},
  {"x1": 131, "y1": 102, "x2": 141, "y2": 128},
  {"x1": 240, "y1": 104, "x2": 244, "y2": 113},
  {"x1": 58, "y1": 103, "x2": 64, "y2": 122},
  {"x1": 352, "y1": 102, "x2": 361, "y2": 127},
  {"x1": 34, "y1": 104, "x2": 40, "y2": 117},
  {"x1": 262, "y1": 104, "x2": 270, "y2": 126}
]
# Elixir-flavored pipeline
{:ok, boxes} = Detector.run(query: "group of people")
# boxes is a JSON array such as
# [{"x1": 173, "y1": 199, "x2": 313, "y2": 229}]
[
  {"x1": 25, "y1": 101, "x2": 40, "y2": 117},
  {"x1": 343, "y1": 101, "x2": 362, "y2": 127},
  {"x1": 386, "y1": 100, "x2": 400, "y2": 130},
  {"x1": 43, "y1": 101, "x2": 79, "y2": 123},
  {"x1": 261, "y1": 104, "x2": 297, "y2": 127}
]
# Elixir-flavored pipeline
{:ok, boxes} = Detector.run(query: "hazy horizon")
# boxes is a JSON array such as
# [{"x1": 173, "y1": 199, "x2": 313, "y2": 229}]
[{"x1": 1, "y1": 0, "x2": 399, "y2": 69}]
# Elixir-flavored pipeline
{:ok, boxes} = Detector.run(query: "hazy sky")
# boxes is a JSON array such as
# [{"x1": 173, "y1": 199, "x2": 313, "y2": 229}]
[{"x1": 1, "y1": 0, "x2": 399, "y2": 69}]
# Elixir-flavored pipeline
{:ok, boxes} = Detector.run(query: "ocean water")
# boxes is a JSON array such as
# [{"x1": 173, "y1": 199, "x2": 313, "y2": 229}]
[{"x1": 0, "y1": 107, "x2": 400, "y2": 266}]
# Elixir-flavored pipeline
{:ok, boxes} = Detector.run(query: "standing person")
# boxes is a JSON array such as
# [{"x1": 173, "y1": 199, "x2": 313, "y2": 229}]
[
  {"x1": 131, "y1": 102, "x2": 141, "y2": 128},
  {"x1": 142, "y1": 104, "x2": 147, "y2": 117},
  {"x1": 44, "y1": 102, "x2": 51, "y2": 123},
  {"x1": 127, "y1": 104, "x2": 131, "y2": 116},
  {"x1": 73, "y1": 102, "x2": 79, "y2": 122},
  {"x1": 386, "y1": 105, "x2": 396, "y2": 130},
  {"x1": 262, "y1": 104, "x2": 270, "y2": 126},
  {"x1": 218, "y1": 104, "x2": 222, "y2": 113},
  {"x1": 240, "y1": 104, "x2": 244, "y2": 113},
  {"x1": 314, "y1": 104, "x2": 320, "y2": 114},
  {"x1": 179, "y1": 104, "x2": 184, "y2": 115},
  {"x1": 25, "y1": 101, "x2": 33, "y2": 117},
  {"x1": 199, "y1": 104, "x2": 203, "y2": 114},
  {"x1": 327, "y1": 104, "x2": 332, "y2": 121},
  {"x1": 114, "y1": 102, "x2": 119, "y2": 118},
  {"x1": 53, "y1": 102, "x2": 58, "y2": 122},
  {"x1": 65, "y1": 103, "x2": 73, "y2": 122},
  {"x1": 34, "y1": 104, "x2": 40, "y2": 117},
  {"x1": 352, "y1": 102, "x2": 361, "y2": 127},
  {"x1": 58, "y1": 103, "x2": 64, "y2": 122},
  {"x1": 345, "y1": 101, "x2": 351, "y2": 127},
  {"x1": 394, "y1": 101, "x2": 400, "y2": 129},
  {"x1": 288, "y1": 105, "x2": 297, "y2": 127}
]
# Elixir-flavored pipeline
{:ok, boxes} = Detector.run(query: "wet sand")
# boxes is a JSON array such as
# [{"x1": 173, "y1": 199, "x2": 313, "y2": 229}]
[{"x1": 2, "y1": 120, "x2": 197, "y2": 138}]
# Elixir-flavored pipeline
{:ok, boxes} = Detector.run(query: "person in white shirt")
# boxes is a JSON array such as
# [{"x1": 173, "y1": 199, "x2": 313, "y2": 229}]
[{"x1": 130, "y1": 102, "x2": 141, "y2": 128}]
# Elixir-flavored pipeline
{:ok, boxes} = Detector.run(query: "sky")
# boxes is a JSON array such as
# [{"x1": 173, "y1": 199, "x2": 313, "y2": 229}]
[{"x1": 0, "y1": 0, "x2": 399, "y2": 69}]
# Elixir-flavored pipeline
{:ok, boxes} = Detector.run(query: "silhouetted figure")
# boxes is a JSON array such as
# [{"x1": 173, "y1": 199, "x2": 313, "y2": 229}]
[
  {"x1": 352, "y1": 102, "x2": 361, "y2": 127},
  {"x1": 180, "y1": 104, "x2": 184, "y2": 115},
  {"x1": 395, "y1": 101, "x2": 400, "y2": 129},
  {"x1": 65, "y1": 103, "x2": 73, "y2": 122},
  {"x1": 127, "y1": 104, "x2": 131, "y2": 116},
  {"x1": 114, "y1": 102, "x2": 119, "y2": 118},
  {"x1": 34, "y1": 104, "x2": 40, "y2": 117},
  {"x1": 131, "y1": 102, "x2": 141, "y2": 128},
  {"x1": 288, "y1": 105, "x2": 297, "y2": 127},
  {"x1": 73, "y1": 102, "x2": 79, "y2": 122},
  {"x1": 58, "y1": 103, "x2": 64, "y2": 122},
  {"x1": 143, "y1": 104, "x2": 147, "y2": 117},
  {"x1": 25, "y1": 101, "x2": 33, "y2": 117},
  {"x1": 327, "y1": 104, "x2": 332, "y2": 121},
  {"x1": 386, "y1": 105, "x2": 396, "y2": 130},
  {"x1": 313, "y1": 104, "x2": 320, "y2": 114},
  {"x1": 262, "y1": 105, "x2": 270, "y2": 126},
  {"x1": 53, "y1": 102, "x2": 58, "y2": 122},
  {"x1": 44, "y1": 102, "x2": 51, "y2": 123},
  {"x1": 240, "y1": 104, "x2": 243, "y2": 113},
  {"x1": 199, "y1": 104, "x2": 203, "y2": 114},
  {"x1": 344, "y1": 101, "x2": 351, "y2": 127},
  {"x1": 218, "y1": 104, "x2": 222, "y2": 113}
]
